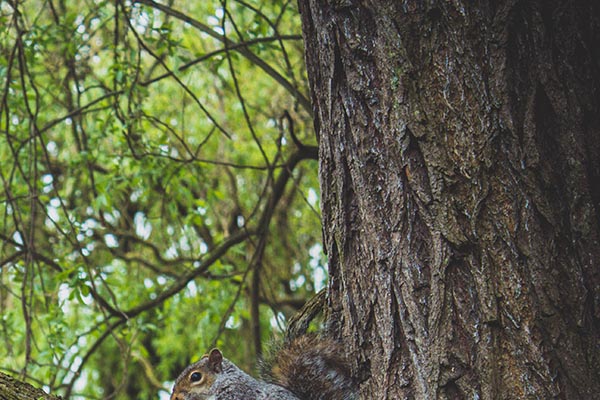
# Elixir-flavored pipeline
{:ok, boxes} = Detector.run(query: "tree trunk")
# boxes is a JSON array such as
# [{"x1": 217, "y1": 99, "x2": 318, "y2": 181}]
[{"x1": 299, "y1": 1, "x2": 600, "y2": 399}]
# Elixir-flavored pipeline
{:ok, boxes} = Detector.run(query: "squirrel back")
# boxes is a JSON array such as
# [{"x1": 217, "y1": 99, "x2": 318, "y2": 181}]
[{"x1": 170, "y1": 335, "x2": 356, "y2": 400}]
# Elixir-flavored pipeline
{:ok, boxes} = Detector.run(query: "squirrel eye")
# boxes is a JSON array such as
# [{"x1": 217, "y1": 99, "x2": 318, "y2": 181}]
[{"x1": 190, "y1": 372, "x2": 202, "y2": 382}]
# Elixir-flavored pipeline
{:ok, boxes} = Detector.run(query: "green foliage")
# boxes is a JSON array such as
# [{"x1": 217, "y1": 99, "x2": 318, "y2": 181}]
[{"x1": 0, "y1": 1, "x2": 323, "y2": 398}]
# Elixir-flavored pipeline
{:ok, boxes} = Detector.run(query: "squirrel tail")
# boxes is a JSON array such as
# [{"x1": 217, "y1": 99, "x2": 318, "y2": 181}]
[{"x1": 261, "y1": 335, "x2": 358, "y2": 400}]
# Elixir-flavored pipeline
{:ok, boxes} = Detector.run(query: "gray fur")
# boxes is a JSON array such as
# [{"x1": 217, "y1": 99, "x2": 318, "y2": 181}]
[
  {"x1": 171, "y1": 336, "x2": 357, "y2": 400},
  {"x1": 210, "y1": 359, "x2": 299, "y2": 400}
]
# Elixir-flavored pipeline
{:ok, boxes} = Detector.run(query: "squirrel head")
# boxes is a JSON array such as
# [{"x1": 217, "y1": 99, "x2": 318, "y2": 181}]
[{"x1": 170, "y1": 349, "x2": 223, "y2": 400}]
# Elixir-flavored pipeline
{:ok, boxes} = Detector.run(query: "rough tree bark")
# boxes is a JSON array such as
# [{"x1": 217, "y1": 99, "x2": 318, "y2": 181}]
[
  {"x1": 299, "y1": 1, "x2": 599, "y2": 399},
  {"x1": 0, "y1": 372, "x2": 61, "y2": 399}
]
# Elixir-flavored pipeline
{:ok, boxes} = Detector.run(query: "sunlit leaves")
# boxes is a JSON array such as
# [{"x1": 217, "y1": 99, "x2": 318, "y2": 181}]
[{"x1": 0, "y1": 1, "x2": 321, "y2": 398}]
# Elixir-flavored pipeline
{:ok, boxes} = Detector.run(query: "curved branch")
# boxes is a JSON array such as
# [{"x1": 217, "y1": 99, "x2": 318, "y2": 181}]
[{"x1": 133, "y1": 0, "x2": 312, "y2": 113}]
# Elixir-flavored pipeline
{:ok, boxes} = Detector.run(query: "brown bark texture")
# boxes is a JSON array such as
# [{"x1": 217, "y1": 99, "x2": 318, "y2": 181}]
[
  {"x1": 0, "y1": 371, "x2": 62, "y2": 399},
  {"x1": 299, "y1": 0, "x2": 600, "y2": 399}
]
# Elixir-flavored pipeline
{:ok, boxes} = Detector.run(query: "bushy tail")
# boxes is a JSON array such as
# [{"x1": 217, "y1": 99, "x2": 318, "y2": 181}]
[{"x1": 261, "y1": 335, "x2": 357, "y2": 400}]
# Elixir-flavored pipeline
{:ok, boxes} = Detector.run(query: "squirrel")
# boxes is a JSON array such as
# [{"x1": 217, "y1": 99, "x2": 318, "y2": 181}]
[{"x1": 170, "y1": 335, "x2": 357, "y2": 400}]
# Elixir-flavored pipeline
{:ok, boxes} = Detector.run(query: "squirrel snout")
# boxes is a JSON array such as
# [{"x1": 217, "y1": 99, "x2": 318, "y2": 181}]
[{"x1": 170, "y1": 390, "x2": 184, "y2": 400}]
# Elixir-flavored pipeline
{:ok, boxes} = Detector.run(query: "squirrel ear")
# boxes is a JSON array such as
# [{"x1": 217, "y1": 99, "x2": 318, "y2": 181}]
[{"x1": 208, "y1": 348, "x2": 223, "y2": 373}]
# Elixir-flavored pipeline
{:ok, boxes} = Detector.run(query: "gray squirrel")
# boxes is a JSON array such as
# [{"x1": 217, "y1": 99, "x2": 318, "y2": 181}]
[{"x1": 170, "y1": 335, "x2": 357, "y2": 400}]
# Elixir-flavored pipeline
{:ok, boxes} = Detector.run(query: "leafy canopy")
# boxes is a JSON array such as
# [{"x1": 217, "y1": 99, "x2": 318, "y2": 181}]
[{"x1": 0, "y1": 1, "x2": 323, "y2": 398}]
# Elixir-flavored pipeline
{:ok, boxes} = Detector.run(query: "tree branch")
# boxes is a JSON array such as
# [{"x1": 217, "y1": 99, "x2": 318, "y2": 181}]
[
  {"x1": 0, "y1": 371, "x2": 62, "y2": 400},
  {"x1": 133, "y1": 0, "x2": 311, "y2": 112}
]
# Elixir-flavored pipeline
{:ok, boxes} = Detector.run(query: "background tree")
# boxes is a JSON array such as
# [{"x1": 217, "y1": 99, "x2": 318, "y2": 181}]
[
  {"x1": 299, "y1": 0, "x2": 600, "y2": 398},
  {"x1": 1, "y1": 1, "x2": 322, "y2": 398}
]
